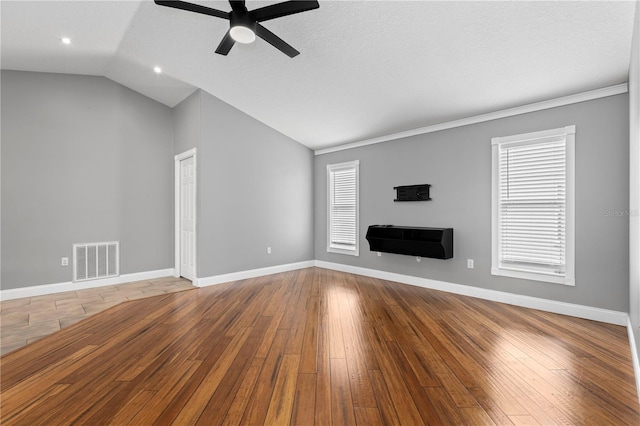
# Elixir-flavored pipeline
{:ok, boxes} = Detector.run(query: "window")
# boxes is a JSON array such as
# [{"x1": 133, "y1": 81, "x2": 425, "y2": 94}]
[
  {"x1": 491, "y1": 126, "x2": 575, "y2": 286},
  {"x1": 327, "y1": 160, "x2": 359, "y2": 256}
]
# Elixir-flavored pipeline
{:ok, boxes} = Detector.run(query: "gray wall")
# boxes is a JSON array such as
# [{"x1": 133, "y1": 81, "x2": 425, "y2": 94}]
[
  {"x1": 2, "y1": 68, "x2": 629, "y2": 317},
  {"x1": 315, "y1": 94, "x2": 630, "y2": 312},
  {"x1": 629, "y1": 2, "x2": 640, "y2": 361},
  {"x1": 1, "y1": 71, "x2": 174, "y2": 289},
  {"x1": 173, "y1": 90, "x2": 201, "y2": 156},
  {"x1": 173, "y1": 90, "x2": 315, "y2": 278}
]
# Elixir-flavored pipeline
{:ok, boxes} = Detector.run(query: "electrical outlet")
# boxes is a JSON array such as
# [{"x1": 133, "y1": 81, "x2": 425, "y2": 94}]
[
  {"x1": 61, "y1": 257, "x2": 69, "y2": 267},
  {"x1": 267, "y1": 247, "x2": 272, "y2": 255},
  {"x1": 467, "y1": 259, "x2": 474, "y2": 269},
  {"x1": 377, "y1": 252, "x2": 381, "y2": 257},
  {"x1": 416, "y1": 256, "x2": 421, "y2": 263}
]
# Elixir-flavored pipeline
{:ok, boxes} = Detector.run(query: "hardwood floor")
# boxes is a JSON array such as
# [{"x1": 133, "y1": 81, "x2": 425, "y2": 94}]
[
  {"x1": 1, "y1": 267, "x2": 638, "y2": 425},
  {"x1": 0, "y1": 277, "x2": 194, "y2": 355}
]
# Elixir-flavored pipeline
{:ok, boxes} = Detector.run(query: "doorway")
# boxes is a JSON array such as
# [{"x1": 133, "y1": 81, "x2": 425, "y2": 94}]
[{"x1": 175, "y1": 149, "x2": 196, "y2": 282}]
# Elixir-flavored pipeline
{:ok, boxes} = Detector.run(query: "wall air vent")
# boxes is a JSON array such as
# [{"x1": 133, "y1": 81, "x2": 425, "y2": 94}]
[{"x1": 73, "y1": 241, "x2": 119, "y2": 282}]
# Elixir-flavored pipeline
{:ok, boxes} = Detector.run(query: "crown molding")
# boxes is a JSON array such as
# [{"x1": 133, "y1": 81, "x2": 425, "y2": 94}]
[{"x1": 315, "y1": 83, "x2": 629, "y2": 156}]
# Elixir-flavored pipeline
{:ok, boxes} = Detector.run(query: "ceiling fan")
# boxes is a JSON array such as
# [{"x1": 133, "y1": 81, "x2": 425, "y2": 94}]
[{"x1": 154, "y1": 0, "x2": 319, "y2": 58}]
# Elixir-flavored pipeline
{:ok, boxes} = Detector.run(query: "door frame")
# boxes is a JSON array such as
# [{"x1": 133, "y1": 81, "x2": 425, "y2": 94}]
[{"x1": 174, "y1": 148, "x2": 197, "y2": 282}]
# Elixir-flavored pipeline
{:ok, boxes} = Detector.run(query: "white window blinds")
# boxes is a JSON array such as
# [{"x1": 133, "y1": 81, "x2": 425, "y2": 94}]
[
  {"x1": 492, "y1": 126, "x2": 575, "y2": 286},
  {"x1": 498, "y1": 140, "x2": 566, "y2": 273},
  {"x1": 327, "y1": 161, "x2": 359, "y2": 255}
]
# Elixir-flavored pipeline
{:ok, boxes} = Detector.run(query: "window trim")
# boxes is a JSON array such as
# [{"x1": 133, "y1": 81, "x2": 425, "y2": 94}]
[
  {"x1": 327, "y1": 160, "x2": 360, "y2": 256},
  {"x1": 491, "y1": 126, "x2": 575, "y2": 286}
]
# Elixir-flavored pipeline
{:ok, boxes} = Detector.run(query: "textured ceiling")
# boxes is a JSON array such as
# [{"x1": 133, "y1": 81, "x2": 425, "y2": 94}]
[{"x1": 1, "y1": 1, "x2": 636, "y2": 150}]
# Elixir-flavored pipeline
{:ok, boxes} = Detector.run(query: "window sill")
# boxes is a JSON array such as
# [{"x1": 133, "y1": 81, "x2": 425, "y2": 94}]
[
  {"x1": 491, "y1": 267, "x2": 575, "y2": 286},
  {"x1": 327, "y1": 246, "x2": 359, "y2": 257}
]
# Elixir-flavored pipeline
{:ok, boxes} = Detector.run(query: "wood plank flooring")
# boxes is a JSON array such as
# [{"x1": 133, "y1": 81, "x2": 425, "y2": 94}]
[
  {"x1": 0, "y1": 277, "x2": 194, "y2": 355},
  {"x1": 1, "y1": 267, "x2": 638, "y2": 425}
]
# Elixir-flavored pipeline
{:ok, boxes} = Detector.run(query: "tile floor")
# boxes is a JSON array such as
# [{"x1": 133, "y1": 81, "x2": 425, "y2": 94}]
[{"x1": 0, "y1": 276, "x2": 195, "y2": 356}]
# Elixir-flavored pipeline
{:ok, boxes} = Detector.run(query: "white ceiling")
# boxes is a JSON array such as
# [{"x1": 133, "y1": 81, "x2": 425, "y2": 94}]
[{"x1": 1, "y1": 1, "x2": 636, "y2": 151}]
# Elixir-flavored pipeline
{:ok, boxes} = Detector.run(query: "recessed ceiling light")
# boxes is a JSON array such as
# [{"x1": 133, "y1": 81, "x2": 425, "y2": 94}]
[
  {"x1": 61, "y1": 37, "x2": 71, "y2": 45},
  {"x1": 153, "y1": 66, "x2": 162, "y2": 74}
]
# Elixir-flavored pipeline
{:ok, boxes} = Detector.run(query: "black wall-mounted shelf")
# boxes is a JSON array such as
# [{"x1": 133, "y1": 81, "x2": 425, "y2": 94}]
[
  {"x1": 394, "y1": 184, "x2": 431, "y2": 201},
  {"x1": 366, "y1": 225, "x2": 453, "y2": 259}
]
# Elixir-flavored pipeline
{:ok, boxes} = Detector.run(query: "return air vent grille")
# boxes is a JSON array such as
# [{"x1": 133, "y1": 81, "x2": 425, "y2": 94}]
[{"x1": 73, "y1": 241, "x2": 119, "y2": 282}]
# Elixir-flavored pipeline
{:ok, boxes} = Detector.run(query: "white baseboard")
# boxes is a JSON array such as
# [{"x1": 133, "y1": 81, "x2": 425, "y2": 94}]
[
  {"x1": 196, "y1": 261, "x2": 316, "y2": 288},
  {"x1": 314, "y1": 261, "x2": 628, "y2": 326},
  {"x1": 5, "y1": 260, "x2": 627, "y2": 326},
  {"x1": 0, "y1": 268, "x2": 176, "y2": 301},
  {"x1": 627, "y1": 317, "x2": 640, "y2": 404}
]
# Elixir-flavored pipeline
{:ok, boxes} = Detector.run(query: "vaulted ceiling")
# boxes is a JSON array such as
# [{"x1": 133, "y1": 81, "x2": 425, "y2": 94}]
[{"x1": 1, "y1": 1, "x2": 636, "y2": 150}]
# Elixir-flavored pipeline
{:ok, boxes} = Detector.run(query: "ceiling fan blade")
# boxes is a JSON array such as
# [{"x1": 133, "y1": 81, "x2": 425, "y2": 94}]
[
  {"x1": 250, "y1": 1, "x2": 319, "y2": 23},
  {"x1": 154, "y1": 1, "x2": 229, "y2": 20},
  {"x1": 229, "y1": 0, "x2": 246, "y2": 13},
  {"x1": 215, "y1": 30, "x2": 236, "y2": 55},
  {"x1": 255, "y1": 24, "x2": 299, "y2": 58}
]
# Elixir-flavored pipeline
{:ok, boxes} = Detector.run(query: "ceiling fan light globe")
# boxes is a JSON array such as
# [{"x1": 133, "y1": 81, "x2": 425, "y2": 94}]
[{"x1": 230, "y1": 25, "x2": 256, "y2": 44}]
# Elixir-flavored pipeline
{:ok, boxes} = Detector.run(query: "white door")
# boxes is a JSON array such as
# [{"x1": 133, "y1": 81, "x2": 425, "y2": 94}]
[{"x1": 179, "y1": 155, "x2": 196, "y2": 281}]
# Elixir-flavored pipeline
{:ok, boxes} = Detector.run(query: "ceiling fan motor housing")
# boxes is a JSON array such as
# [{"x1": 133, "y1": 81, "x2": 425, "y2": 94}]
[
  {"x1": 230, "y1": 8, "x2": 256, "y2": 32},
  {"x1": 230, "y1": 10, "x2": 257, "y2": 43}
]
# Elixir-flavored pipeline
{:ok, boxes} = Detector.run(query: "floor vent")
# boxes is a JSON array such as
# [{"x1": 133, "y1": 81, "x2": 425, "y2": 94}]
[{"x1": 73, "y1": 241, "x2": 119, "y2": 282}]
